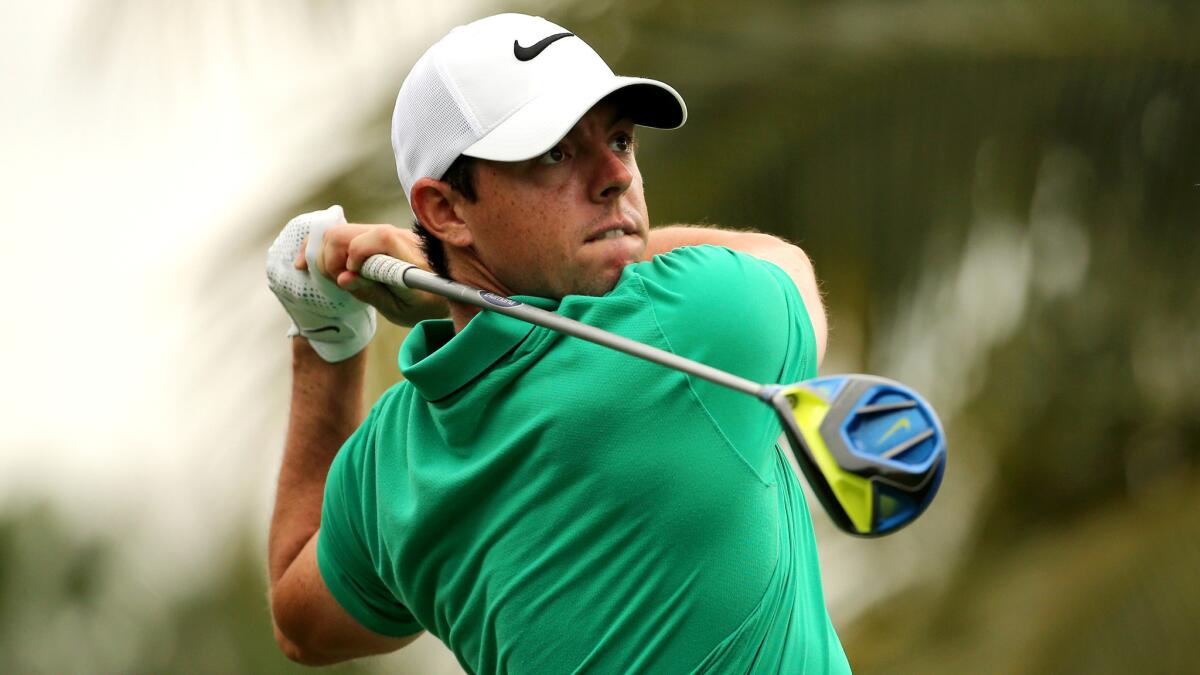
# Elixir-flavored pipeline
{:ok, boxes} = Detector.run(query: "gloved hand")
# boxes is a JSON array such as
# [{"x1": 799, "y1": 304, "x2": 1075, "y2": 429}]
[{"x1": 266, "y1": 205, "x2": 377, "y2": 362}]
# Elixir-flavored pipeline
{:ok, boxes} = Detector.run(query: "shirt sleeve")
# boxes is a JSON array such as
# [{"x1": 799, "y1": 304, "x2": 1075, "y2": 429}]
[
  {"x1": 632, "y1": 245, "x2": 818, "y2": 479},
  {"x1": 317, "y1": 393, "x2": 424, "y2": 637}
]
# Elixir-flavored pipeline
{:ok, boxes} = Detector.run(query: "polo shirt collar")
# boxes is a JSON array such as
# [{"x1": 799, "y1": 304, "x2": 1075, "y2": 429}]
[{"x1": 399, "y1": 296, "x2": 559, "y2": 401}]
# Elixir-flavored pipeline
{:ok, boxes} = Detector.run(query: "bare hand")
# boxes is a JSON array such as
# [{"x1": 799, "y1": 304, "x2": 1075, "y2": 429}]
[{"x1": 297, "y1": 224, "x2": 448, "y2": 326}]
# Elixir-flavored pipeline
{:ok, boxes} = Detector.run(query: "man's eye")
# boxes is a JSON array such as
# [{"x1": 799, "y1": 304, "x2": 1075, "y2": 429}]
[
  {"x1": 610, "y1": 134, "x2": 636, "y2": 153},
  {"x1": 538, "y1": 146, "x2": 566, "y2": 165}
]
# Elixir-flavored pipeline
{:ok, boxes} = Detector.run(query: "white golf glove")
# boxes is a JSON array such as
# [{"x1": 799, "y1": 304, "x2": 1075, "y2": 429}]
[{"x1": 266, "y1": 205, "x2": 377, "y2": 363}]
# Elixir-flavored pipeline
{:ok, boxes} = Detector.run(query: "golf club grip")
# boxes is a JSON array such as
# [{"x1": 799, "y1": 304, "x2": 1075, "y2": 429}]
[
  {"x1": 361, "y1": 254, "x2": 484, "y2": 306},
  {"x1": 359, "y1": 253, "x2": 764, "y2": 398}
]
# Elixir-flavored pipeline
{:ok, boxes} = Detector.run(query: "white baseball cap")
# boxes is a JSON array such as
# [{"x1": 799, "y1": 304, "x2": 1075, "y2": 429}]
[{"x1": 390, "y1": 13, "x2": 687, "y2": 204}]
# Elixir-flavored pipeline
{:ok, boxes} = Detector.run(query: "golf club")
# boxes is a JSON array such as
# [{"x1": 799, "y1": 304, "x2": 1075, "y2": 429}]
[{"x1": 360, "y1": 254, "x2": 946, "y2": 536}]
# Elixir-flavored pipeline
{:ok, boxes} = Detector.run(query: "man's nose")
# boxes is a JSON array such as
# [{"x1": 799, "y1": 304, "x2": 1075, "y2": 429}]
[{"x1": 590, "y1": 148, "x2": 633, "y2": 203}]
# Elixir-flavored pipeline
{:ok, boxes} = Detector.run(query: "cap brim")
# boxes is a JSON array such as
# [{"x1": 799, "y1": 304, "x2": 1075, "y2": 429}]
[{"x1": 462, "y1": 76, "x2": 686, "y2": 162}]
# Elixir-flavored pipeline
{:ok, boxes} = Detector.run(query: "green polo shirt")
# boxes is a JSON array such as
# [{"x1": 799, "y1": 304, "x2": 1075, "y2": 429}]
[{"x1": 317, "y1": 245, "x2": 851, "y2": 674}]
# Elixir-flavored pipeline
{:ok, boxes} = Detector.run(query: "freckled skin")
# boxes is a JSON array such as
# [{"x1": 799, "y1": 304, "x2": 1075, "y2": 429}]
[{"x1": 453, "y1": 102, "x2": 650, "y2": 299}]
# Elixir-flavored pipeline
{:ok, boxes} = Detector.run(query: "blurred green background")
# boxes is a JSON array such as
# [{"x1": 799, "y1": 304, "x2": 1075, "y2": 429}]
[{"x1": 2, "y1": 0, "x2": 1197, "y2": 673}]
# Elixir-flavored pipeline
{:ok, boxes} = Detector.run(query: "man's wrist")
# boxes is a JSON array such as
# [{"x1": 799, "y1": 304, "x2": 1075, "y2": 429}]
[{"x1": 291, "y1": 337, "x2": 367, "y2": 421}]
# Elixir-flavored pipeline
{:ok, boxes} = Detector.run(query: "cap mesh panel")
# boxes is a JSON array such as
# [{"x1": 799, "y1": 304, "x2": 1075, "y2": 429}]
[{"x1": 391, "y1": 52, "x2": 480, "y2": 203}]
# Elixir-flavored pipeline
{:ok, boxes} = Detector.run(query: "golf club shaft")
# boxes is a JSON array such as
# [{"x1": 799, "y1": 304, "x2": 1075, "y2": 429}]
[{"x1": 361, "y1": 254, "x2": 766, "y2": 399}]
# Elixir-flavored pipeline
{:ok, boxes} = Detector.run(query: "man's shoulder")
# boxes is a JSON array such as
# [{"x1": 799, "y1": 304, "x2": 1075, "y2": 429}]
[
  {"x1": 614, "y1": 242, "x2": 815, "y2": 379},
  {"x1": 358, "y1": 380, "x2": 416, "y2": 437}
]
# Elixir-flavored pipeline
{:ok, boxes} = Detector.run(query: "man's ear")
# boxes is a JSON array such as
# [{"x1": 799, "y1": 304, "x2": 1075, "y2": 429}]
[{"x1": 411, "y1": 178, "x2": 473, "y2": 247}]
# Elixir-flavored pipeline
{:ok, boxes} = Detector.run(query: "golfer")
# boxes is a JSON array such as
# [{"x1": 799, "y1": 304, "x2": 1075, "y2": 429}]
[{"x1": 266, "y1": 13, "x2": 847, "y2": 674}]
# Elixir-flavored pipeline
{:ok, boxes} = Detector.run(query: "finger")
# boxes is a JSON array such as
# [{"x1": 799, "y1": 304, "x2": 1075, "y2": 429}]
[
  {"x1": 322, "y1": 224, "x2": 377, "y2": 276},
  {"x1": 295, "y1": 236, "x2": 309, "y2": 269},
  {"x1": 318, "y1": 229, "x2": 354, "y2": 280},
  {"x1": 337, "y1": 270, "x2": 387, "y2": 303},
  {"x1": 347, "y1": 227, "x2": 411, "y2": 272},
  {"x1": 345, "y1": 230, "x2": 384, "y2": 273},
  {"x1": 337, "y1": 269, "x2": 363, "y2": 291},
  {"x1": 305, "y1": 227, "x2": 331, "y2": 279},
  {"x1": 343, "y1": 274, "x2": 389, "y2": 310}
]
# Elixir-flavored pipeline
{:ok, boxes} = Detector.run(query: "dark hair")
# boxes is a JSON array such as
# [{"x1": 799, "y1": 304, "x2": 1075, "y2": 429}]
[{"x1": 412, "y1": 154, "x2": 478, "y2": 279}]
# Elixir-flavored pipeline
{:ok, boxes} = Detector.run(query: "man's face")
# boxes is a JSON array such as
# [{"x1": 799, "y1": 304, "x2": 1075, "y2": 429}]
[{"x1": 456, "y1": 102, "x2": 649, "y2": 298}]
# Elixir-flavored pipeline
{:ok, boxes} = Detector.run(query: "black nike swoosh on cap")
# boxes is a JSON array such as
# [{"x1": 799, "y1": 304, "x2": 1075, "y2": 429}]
[
  {"x1": 513, "y1": 32, "x2": 574, "y2": 61},
  {"x1": 306, "y1": 325, "x2": 341, "y2": 335}
]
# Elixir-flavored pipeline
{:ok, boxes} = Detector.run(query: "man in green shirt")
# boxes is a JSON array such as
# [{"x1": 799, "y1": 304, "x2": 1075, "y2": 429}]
[{"x1": 265, "y1": 13, "x2": 846, "y2": 673}]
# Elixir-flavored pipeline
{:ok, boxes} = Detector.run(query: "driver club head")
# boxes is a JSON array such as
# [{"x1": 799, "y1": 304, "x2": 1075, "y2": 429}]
[{"x1": 770, "y1": 375, "x2": 946, "y2": 537}]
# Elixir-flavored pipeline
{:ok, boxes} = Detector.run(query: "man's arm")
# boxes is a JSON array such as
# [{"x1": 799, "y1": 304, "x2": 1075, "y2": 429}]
[
  {"x1": 267, "y1": 221, "x2": 439, "y2": 665},
  {"x1": 268, "y1": 340, "x2": 419, "y2": 665},
  {"x1": 646, "y1": 226, "x2": 828, "y2": 366}
]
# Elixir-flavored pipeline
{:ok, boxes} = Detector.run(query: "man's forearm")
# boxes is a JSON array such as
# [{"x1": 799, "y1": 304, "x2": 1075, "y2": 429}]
[
  {"x1": 268, "y1": 338, "x2": 367, "y2": 587},
  {"x1": 645, "y1": 225, "x2": 762, "y2": 258}
]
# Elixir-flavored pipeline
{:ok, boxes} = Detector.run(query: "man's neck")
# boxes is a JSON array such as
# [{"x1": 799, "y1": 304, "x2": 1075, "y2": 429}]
[
  {"x1": 445, "y1": 255, "x2": 513, "y2": 333},
  {"x1": 448, "y1": 301, "x2": 483, "y2": 333}
]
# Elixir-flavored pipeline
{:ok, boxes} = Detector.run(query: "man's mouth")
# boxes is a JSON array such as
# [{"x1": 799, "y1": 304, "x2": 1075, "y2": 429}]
[{"x1": 585, "y1": 223, "x2": 637, "y2": 242}]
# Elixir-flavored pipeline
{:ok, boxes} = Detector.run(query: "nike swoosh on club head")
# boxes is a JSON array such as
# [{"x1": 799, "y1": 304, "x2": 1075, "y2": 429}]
[
  {"x1": 306, "y1": 325, "x2": 341, "y2": 335},
  {"x1": 878, "y1": 417, "x2": 912, "y2": 445},
  {"x1": 513, "y1": 32, "x2": 574, "y2": 61}
]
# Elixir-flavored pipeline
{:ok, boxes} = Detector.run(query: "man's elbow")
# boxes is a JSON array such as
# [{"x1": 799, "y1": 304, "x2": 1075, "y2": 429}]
[
  {"x1": 274, "y1": 623, "x2": 347, "y2": 667},
  {"x1": 271, "y1": 586, "x2": 413, "y2": 666},
  {"x1": 271, "y1": 592, "x2": 348, "y2": 667},
  {"x1": 274, "y1": 624, "x2": 309, "y2": 665},
  {"x1": 272, "y1": 619, "x2": 326, "y2": 662}
]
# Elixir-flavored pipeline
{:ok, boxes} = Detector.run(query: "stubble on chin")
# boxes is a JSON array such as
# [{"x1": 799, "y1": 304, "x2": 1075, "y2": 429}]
[{"x1": 578, "y1": 257, "x2": 637, "y2": 297}]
